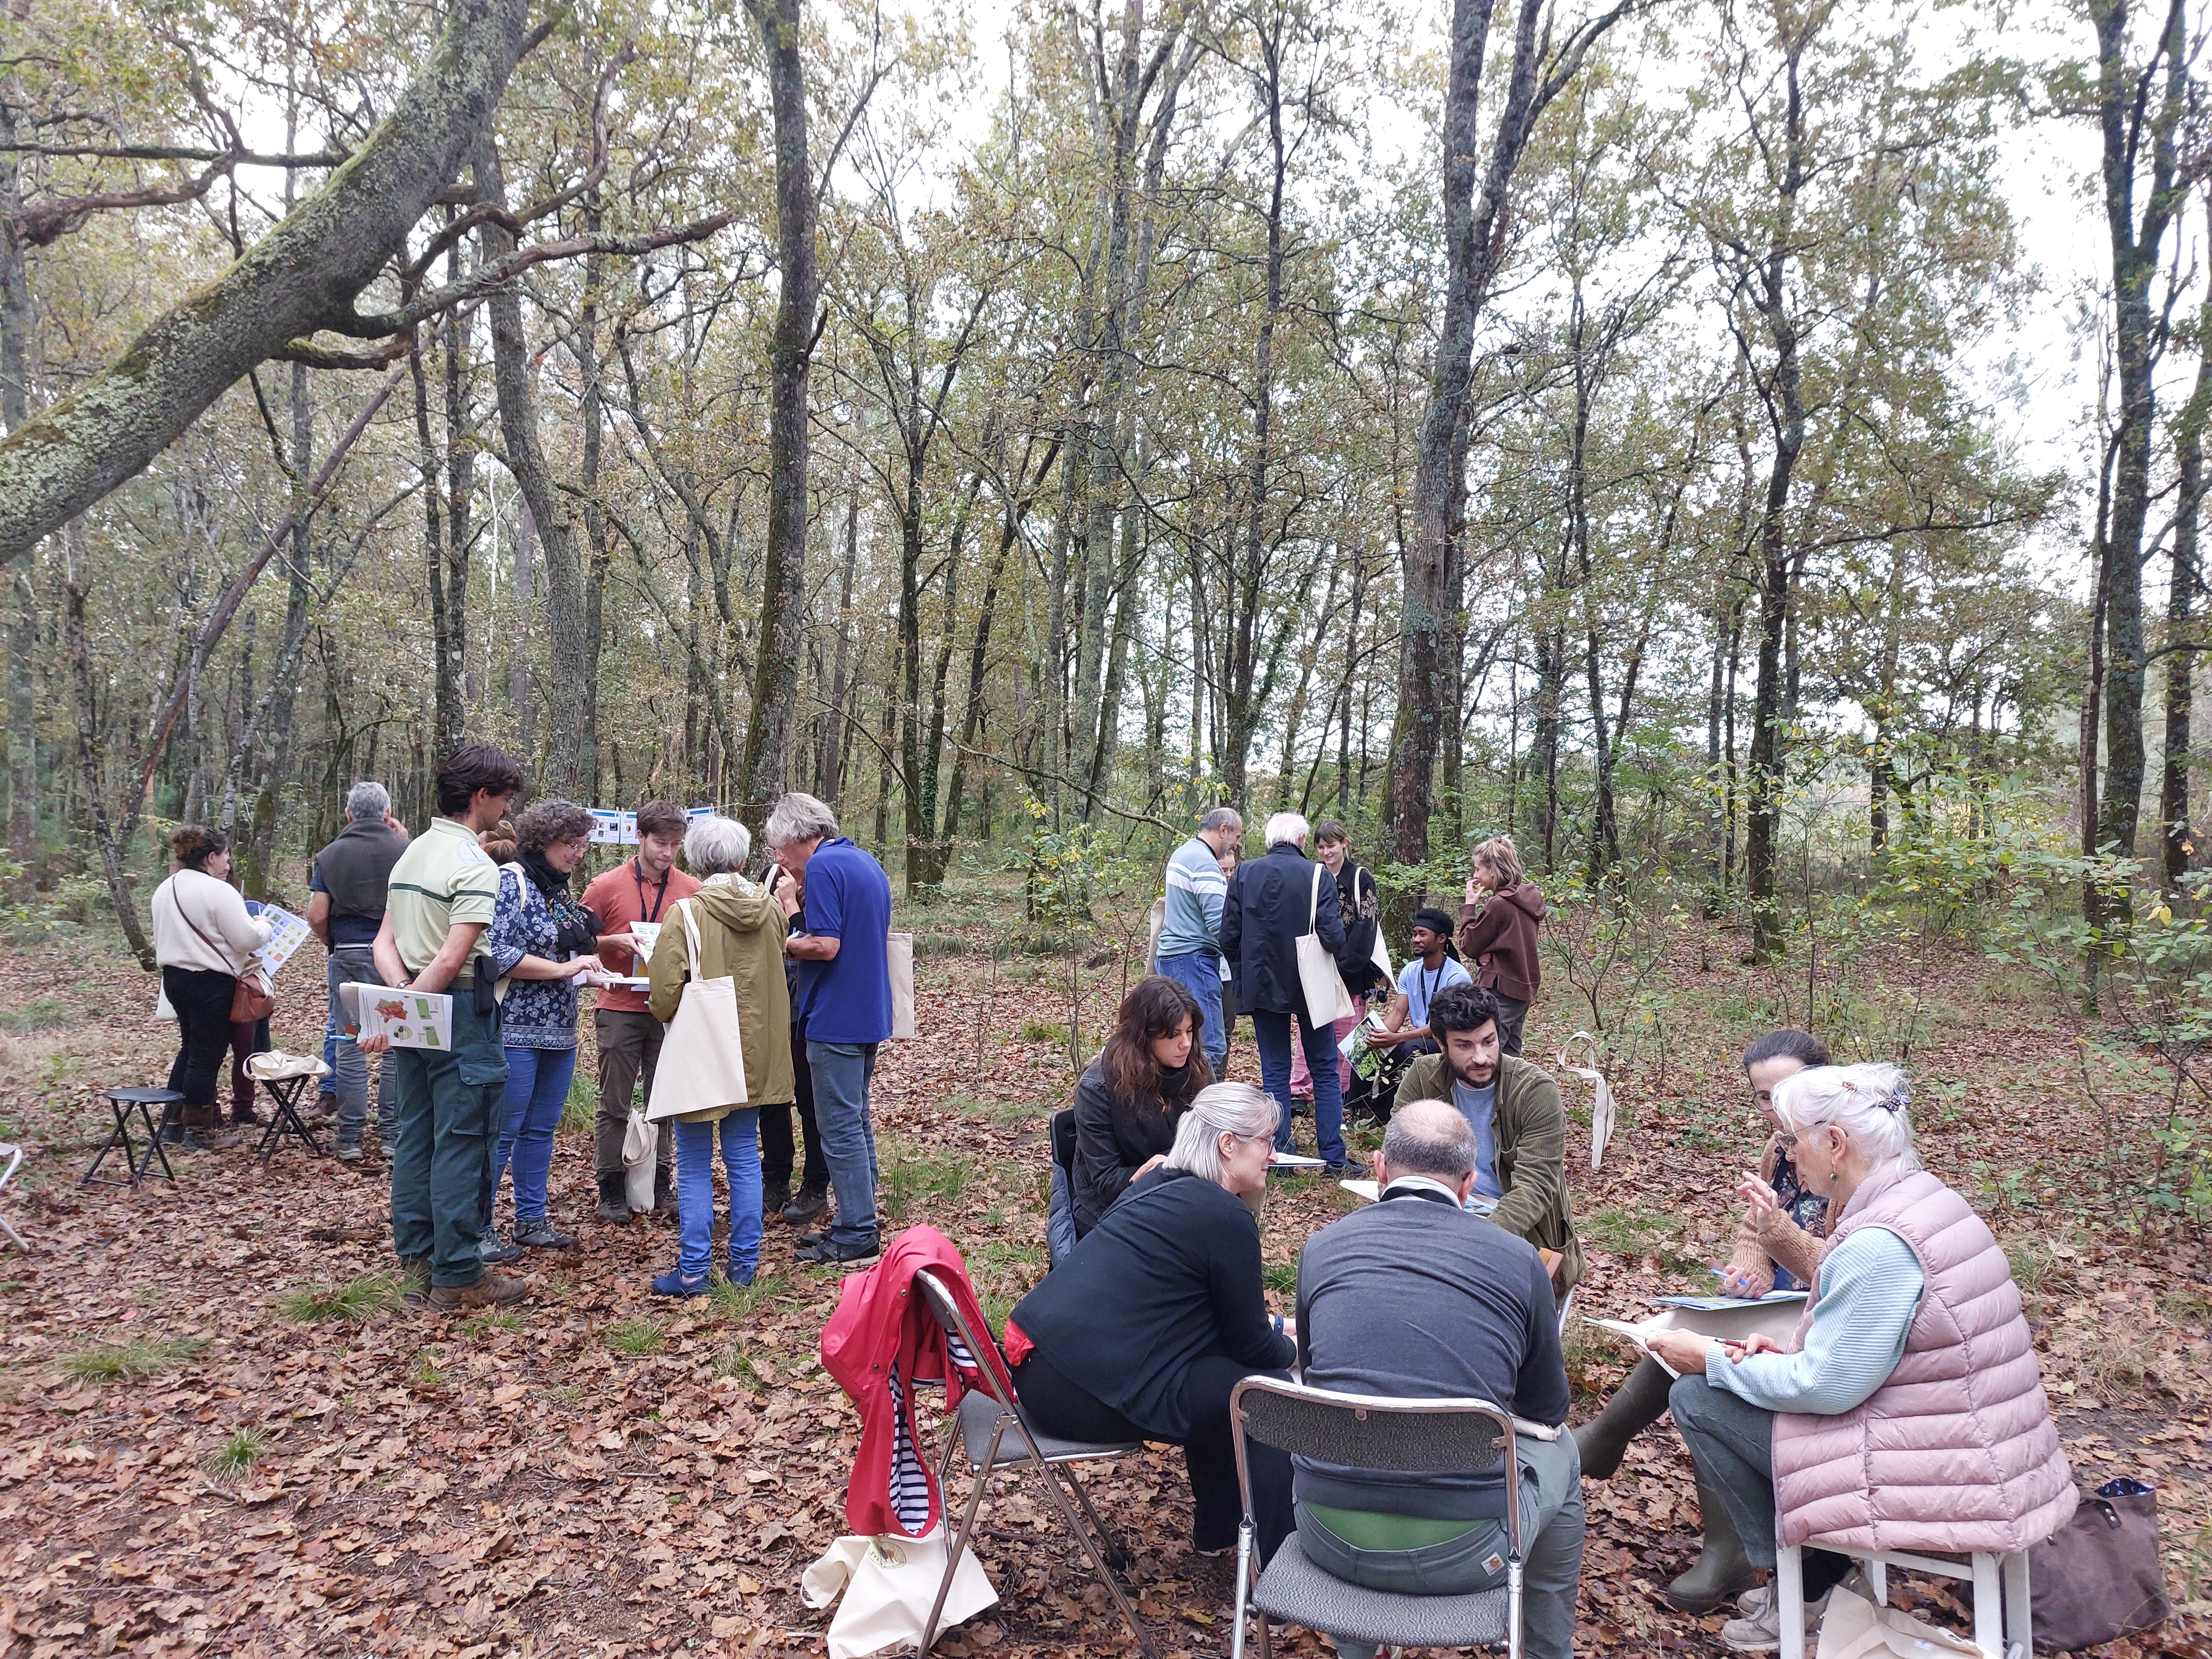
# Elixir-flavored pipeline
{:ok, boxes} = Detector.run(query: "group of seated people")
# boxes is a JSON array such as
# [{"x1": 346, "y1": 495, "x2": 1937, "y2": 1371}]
[{"x1": 1006, "y1": 979, "x2": 2077, "y2": 1657}]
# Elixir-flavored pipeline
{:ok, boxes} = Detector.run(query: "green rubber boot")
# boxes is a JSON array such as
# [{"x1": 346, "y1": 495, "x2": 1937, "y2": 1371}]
[
  {"x1": 1665, "y1": 1480, "x2": 1761, "y2": 1613},
  {"x1": 1571, "y1": 1354, "x2": 1674, "y2": 1480}
]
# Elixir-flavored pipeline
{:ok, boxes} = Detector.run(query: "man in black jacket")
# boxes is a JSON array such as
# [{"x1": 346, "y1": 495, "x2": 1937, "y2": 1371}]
[
  {"x1": 1220, "y1": 811, "x2": 1363, "y2": 1174},
  {"x1": 1294, "y1": 1097, "x2": 1585, "y2": 1659}
]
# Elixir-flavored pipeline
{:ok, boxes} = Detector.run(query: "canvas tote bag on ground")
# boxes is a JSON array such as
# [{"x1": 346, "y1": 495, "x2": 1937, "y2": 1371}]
[
  {"x1": 1295, "y1": 862, "x2": 1357, "y2": 1028},
  {"x1": 1815, "y1": 1585, "x2": 1982, "y2": 1659},
  {"x1": 645, "y1": 898, "x2": 748, "y2": 1122},
  {"x1": 888, "y1": 931, "x2": 917, "y2": 1039},
  {"x1": 2031, "y1": 1478, "x2": 2170, "y2": 1653},
  {"x1": 801, "y1": 1527, "x2": 996, "y2": 1659}
]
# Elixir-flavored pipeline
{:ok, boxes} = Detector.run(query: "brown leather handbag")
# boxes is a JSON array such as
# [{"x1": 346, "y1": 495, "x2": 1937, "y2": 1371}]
[
  {"x1": 173, "y1": 888, "x2": 280, "y2": 1023},
  {"x1": 2031, "y1": 1477, "x2": 2170, "y2": 1654}
]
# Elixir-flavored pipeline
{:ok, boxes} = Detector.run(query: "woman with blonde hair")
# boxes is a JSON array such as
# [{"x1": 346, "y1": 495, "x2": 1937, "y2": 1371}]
[
  {"x1": 1646, "y1": 1064, "x2": 2075, "y2": 1652},
  {"x1": 1458, "y1": 834, "x2": 1545, "y2": 1055}
]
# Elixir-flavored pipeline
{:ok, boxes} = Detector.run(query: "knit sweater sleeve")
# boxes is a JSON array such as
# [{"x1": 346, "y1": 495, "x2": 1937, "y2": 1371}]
[{"x1": 1704, "y1": 1227, "x2": 1923, "y2": 1415}]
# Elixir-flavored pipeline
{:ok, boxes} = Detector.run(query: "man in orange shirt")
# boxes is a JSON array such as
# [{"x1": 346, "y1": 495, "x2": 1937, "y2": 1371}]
[{"x1": 580, "y1": 800, "x2": 700, "y2": 1223}]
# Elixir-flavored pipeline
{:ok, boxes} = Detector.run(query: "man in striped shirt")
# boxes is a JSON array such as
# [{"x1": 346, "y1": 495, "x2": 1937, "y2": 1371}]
[{"x1": 1155, "y1": 807, "x2": 1243, "y2": 1076}]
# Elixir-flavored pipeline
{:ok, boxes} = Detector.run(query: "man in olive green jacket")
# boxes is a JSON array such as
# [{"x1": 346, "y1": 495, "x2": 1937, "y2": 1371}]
[{"x1": 1394, "y1": 983, "x2": 1582, "y2": 1298}]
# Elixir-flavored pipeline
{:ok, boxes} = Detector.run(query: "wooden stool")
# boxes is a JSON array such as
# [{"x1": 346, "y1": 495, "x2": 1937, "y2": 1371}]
[{"x1": 81, "y1": 1087, "x2": 182, "y2": 1188}]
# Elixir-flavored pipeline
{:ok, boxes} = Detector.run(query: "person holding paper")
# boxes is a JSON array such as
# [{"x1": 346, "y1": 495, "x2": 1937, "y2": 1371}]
[
  {"x1": 1393, "y1": 983, "x2": 1582, "y2": 1296},
  {"x1": 580, "y1": 800, "x2": 699, "y2": 1224},
  {"x1": 1294, "y1": 1098, "x2": 1583, "y2": 1659},
  {"x1": 1573, "y1": 1029, "x2": 1831, "y2": 1615},
  {"x1": 481, "y1": 800, "x2": 611, "y2": 1257},
  {"x1": 150, "y1": 825, "x2": 274, "y2": 1152},
  {"x1": 1069, "y1": 975, "x2": 1212, "y2": 1239},
  {"x1": 1006, "y1": 1083, "x2": 1299, "y2": 1562},
  {"x1": 308, "y1": 782, "x2": 409, "y2": 1163},
  {"x1": 1366, "y1": 907, "x2": 1473, "y2": 1060},
  {"x1": 370, "y1": 743, "x2": 527, "y2": 1313},
  {"x1": 1288, "y1": 822, "x2": 1382, "y2": 1103},
  {"x1": 643, "y1": 814, "x2": 793, "y2": 1294},
  {"x1": 768, "y1": 791, "x2": 894, "y2": 1268},
  {"x1": 1644, "y1": 1065, "x2": 2074, "y2": 1654}
]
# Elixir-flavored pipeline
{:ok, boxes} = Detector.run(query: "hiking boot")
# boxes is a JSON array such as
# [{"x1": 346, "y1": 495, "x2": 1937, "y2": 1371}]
[
  {"x1": 651, "y1": 1265, "x2": 713, "y2": 1298},
  {"x1": 593, "y1": 1173, "x2": 632, "y2": 1226},
  {"x1": 1720, "y1": 1583, "x2": 1832, "y2": 1653},
  {"x1": 762, "y1": 1180, "x2": 791, "y2": 1218},
  {"x1": 159, "y1": 1108, "x2": 185, "y2": 1146},
  {"x1": 1667, "y1": 1480, "x2": 1761, "y2": 1613},
  {"x1": 399, "y1": 1255, "x2": 432, "y2": 1307},
  {"x1": 428, "y1": 1272, "x2": 529, "y2": 1313},
  {"x1": 478, "y1": 1235, "x2": 524, "y2": 1266},
  {"x1": 653, "y1": 1167, "x2": 679, "y2": 1217},
  {"x1": 334, "y1": 1139, "x2": 365, "y2": 1165},
  {"x1": 780, "y1": 1184, "x2": 830, "y2": 1226},
  {"x1": 512, "y1": 1215, "x2": 576, "y2": 1251},
  {"x1": 1322, "y1": 1155, "x2": 1370, "y2": 1178},
  {"x1": 796, "y1": 1235, "x2": 881, "y2": 1268}
]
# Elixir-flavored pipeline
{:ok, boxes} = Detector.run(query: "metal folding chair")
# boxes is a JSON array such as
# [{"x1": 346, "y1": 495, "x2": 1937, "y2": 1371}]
[
  {"x1": 909, "y1": 1266, "x2": 1156, "y2": 1657},
  {"x1": 0, "y1": 1141, "x2": 29, "y2": 1250},
  {"x1": 1228, "y1": 1376, "x2": 1534, "y2": 1659}
]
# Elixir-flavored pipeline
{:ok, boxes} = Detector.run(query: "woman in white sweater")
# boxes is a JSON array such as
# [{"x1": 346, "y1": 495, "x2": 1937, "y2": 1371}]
[{"x1": 151, "y1": 826, "x2": 273, "y2": 1150}]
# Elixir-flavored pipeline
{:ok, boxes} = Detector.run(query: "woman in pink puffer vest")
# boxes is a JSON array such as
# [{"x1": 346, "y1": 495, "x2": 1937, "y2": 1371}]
[{"x1": 1644, "y1": 1064, "x2": 2075, "y2": 1654}]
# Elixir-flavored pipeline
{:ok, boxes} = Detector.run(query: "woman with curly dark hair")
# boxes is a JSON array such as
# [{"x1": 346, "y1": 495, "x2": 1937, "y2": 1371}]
[
  {"x1": 1070, "y1": 975, "x2": 1213, "y2": 1237},
  {"x1": 150, "y1": 825, "x2": 274, "y2": 1151},
  {"x1": 480, "y1": 799, "x2": 614, "y2": 1254}
]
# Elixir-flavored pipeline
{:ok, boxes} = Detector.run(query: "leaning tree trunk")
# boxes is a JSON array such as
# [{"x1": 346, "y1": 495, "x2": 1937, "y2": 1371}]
[
  {"x1": 0, "y1": 0, "x2": 531, "y2": 567},
  {"x1": 737, "y1": 0, "x2": 817, "y2": 826}
]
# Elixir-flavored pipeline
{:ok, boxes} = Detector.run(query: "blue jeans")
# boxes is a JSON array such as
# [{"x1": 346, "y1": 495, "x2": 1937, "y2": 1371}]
[
  {"x1": 675, "y1": 1109, "x2": 763, "y2": 1280},
  {"x1": 493, "y1": 1045, "x2": 575, "y2": 1223},
  {"x1": 326, "y1": 945, "x2": 395, "y2": 1143},
  {"x1": 1155, "y1": 950, "x2": 1228, "y2": 1074},
  {"x1": 1295, "y1": 1432, "x2": 1585, "y2": 1659},
  {"x1": 1252, "y1": 1006, "x2": 1347, "y2": 1164},
  {"x1": 807, "y1": 1040, "x2": 881, "y2": 1248}
]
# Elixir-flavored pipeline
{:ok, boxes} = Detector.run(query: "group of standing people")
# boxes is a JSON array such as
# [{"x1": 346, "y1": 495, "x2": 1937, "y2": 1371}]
[
  {"x1": 147, "y1": 741, "x2": 902, "y2": 1313},
  {"x1": 1151, "y1": 804, "x2": 1548, "y2": 1173}
]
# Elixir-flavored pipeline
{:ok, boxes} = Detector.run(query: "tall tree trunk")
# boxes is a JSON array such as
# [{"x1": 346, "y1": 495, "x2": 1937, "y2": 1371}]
[
  {"x1": 511, "y1": 501, "x2": 535, "y2": 761},
  {"x1": 1868, "y1": 540, "x2": 1906, "y2": 858},
  {"x1": 0, "y1": 112, "x2": 33, "y2": 882},
  {"x1": 2161, "y1": 299, "x2": 2212, "y2": 891},
  {"x1": 477, "y1": 138, "x2": 586, "y2": 792},
  {"x1": 575, "y1": 222, "x2": 609, "y2": 801},
  {"x1": 1383, "y1": 0, "x2": 1616, "y2": 926},
  {"x1": 63, "y1": 522, "x2": 155, "y2": 966},
  {"x1": 819, "y1": 488, "x2": 859, "y2": 803},
  {"x1": 2091, "y1": 0, "x2": 2190, "y2": 881},
  {"x1": 738, "y1": 0, "x2": 817, "y2": 824}
]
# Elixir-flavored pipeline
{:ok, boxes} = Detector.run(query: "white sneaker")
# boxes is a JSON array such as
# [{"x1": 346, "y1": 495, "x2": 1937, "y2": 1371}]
[
  {"x1": 1721, "y1": 1586, "x2": 1832, "y2": 1653},
  {"x1": 1736, "y1": 1582, "x2": 1774, "y2": 1619}
]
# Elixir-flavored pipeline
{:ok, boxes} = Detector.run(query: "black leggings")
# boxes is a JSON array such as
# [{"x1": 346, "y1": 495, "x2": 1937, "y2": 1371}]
[
  {"x1": 163, "y1": 967, "x2": 237, "y2": 1109},
  {"x1": 1013, "y1": 1347, "x2": 1295, "y2": 1560},
  {"x1": 760, "y1": 1026, "x2": 823, "y2": 1190}
]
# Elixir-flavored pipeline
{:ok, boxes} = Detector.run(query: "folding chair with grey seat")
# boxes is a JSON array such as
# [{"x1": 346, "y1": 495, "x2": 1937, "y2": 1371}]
[
  {"x1": 1228, "y1": 1376, "x2": 1542, "y2": 1659},
  {"x1": 909, "y1": 1265, "x2": 1157, "y2": 1658}
]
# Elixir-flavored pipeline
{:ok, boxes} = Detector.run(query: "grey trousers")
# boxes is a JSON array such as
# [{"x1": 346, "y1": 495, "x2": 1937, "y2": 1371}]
[
  {"x1": 1296, "y1": 1431, "x2": 1584, "y2": 1659},
  {"x1": 1669, "y1": 1372, "x2": 1851, "y2": 1591},
  {"x1": 326, "y1": 945, "x2": 395, "y2": 1144}
]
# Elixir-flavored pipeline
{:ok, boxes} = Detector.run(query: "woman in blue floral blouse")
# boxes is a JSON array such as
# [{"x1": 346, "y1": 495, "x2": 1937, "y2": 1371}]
[{"x1": 483, "y1": 799, "x2": 613, "y2": 1252}]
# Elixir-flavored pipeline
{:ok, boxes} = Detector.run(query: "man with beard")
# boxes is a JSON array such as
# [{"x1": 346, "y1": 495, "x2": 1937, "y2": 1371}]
[{"x1": 1392, "y1": 983, "x2": 1582, "y2": 1299}]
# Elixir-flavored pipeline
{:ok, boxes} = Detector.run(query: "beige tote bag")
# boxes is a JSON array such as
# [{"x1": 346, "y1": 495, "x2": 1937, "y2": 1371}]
[
  {"x1": 646, "y1": 899, "x2": 748, "y2": 1121},
  {"x1": 888, "y1": 931, "x2": 917, "y2": 1039},
  {"x1": 1294, "y1": 862, "x2": 1357, "y2": 1028}
]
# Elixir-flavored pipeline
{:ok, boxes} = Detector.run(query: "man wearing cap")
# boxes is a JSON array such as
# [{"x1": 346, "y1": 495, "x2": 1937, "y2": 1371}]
[{"x1": 1366, "y1": 907, "x2": 1473, "y2": 1060}]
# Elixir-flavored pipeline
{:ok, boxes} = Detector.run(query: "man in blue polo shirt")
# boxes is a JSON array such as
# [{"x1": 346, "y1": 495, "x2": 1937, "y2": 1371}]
[{"x1": 767, "y1": 792, "x2": 893, "y2": 1266}]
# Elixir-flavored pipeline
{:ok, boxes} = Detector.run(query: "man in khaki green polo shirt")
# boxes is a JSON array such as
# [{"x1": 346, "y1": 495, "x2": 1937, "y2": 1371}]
[{"x1": 369, "y1": 744, "x2": 526, "y2": 1311}]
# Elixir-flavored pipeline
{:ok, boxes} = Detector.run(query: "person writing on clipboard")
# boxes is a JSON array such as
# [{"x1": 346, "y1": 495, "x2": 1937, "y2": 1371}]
[{"x1": 581, "y1": 801, "x2": 701, "y2": 1225}]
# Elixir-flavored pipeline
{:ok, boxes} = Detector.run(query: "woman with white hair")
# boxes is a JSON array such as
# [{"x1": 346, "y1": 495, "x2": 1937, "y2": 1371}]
[
  {"x1": 1219, "y1": 810, "x2": 1363, "y2": 1174},
  {"x1": 1005, "y1": 1082, "x2": 1300, "y2": 1561},
  {"x1": 1646, "y1": 1064, "x2": 2076, "y2": 1653},
  {"x1": 644, "y1": 814, "x2": 793, "y2": 1294}
]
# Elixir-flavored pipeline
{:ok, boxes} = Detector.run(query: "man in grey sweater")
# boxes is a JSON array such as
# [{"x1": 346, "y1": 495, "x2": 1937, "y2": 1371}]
[{"x1": 1293, "y1": 1098, "x2": 1585, "y2": 1659}]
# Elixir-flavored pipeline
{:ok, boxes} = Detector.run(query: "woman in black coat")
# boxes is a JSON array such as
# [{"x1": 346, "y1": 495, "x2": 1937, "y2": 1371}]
[
  {"x1": 1008, "y1": 1081, "x2": 1297, "y2": 1560},
  {"x1": 1071, "y1": 975, "x2": 1211, "y2": 1237}
]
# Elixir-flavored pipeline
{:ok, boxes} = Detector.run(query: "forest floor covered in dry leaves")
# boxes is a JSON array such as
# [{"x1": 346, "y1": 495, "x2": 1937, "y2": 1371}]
[{"x1": 1, "y1": 877, "x2": 2210, "y2": 1659}]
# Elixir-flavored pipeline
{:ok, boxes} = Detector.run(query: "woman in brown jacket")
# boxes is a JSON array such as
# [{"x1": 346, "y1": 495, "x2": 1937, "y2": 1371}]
[{"x1": 1457, "y1": 835, "x2": 1545, "y2": 1055}]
